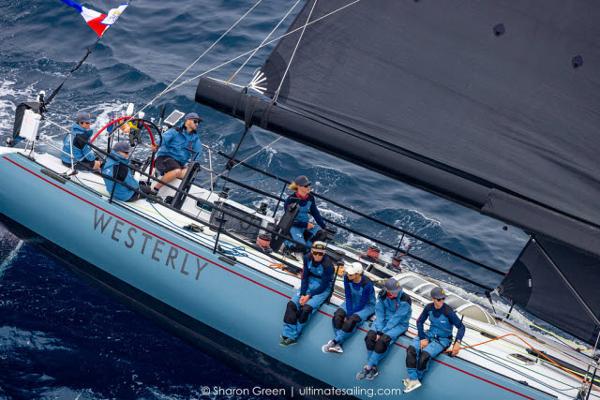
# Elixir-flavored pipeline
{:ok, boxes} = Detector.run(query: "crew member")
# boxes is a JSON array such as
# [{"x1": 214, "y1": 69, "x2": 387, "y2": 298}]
[
  {"x1": 280, "y1": 241, "x2": 334, "y2": 346},
  {"x1": 61, "y1": 111, "x2": 102, "y2": 171},
  {"x1": 153, "y1": 112, "x2": 202, "y2": 190},
  {"x1": 283, "y1": 175, "x2": 327, "y2": 254},
  {"x1": 322, "y1": 261, "x2": 375, "y2": 354},
  {"x1": 102, "y1": 141, "x2": 155, "y2": 202},
  {"x1": 356, "y1": 278, "x2": 411, "y2": 381},
  {"x1": 404, "y1": 286, "x2": 465, "y2": 393}
]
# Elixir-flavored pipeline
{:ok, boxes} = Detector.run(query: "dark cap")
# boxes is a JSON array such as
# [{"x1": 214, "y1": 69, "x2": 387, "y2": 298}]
[
  {"x1": 76, "y1": 111, "x2": 93, "y2": 124},
  {"x1": 384, "y1": 278, "x2": 402, "y2": 294},
  {"x1": 431, "y1": 286, "x2": 446, "y2": 300},
  {"x1": 293, "y1": 175, "x2": 311, "y2": 187},
  {"x1": 184, "y1": 112, "x2": 202, "y2": 122},
  {"x1": 113, "y1": 141, "x2": 131, "y2": 153}
]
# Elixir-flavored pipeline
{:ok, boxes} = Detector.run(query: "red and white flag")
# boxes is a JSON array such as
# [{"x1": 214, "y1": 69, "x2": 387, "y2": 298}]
[{"x1": 60, "y1": 0, "x2": 128, "y2": 37}]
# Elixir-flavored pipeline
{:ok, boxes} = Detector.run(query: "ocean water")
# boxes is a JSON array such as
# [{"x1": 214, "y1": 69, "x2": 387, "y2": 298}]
[{"x1": 0, "y1": 0, "x2": 531, "y2": 398}]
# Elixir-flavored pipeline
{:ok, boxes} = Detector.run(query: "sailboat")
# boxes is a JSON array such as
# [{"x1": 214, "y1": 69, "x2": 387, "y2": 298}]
[{"x1": 1, "y1": 0, "x2": 599, "y2": 398}]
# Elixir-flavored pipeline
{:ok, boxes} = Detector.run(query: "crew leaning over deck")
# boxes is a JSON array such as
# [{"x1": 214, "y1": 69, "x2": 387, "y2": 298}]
[
  {"x1": 403, "y1": 286, "x2": 465, "y2": 393},
  {"x1": 102, "y1": 141, "x2": 156, "y2": 202},
  {"x1": 322, "y1": 262, "x2": 375, "y2": 354},
  {"x1": 61, "y1": 111, "x2": 102, "y2": 171},
  {"x1": 283, "y1": 175, "x2": 327, "y2": 256},
  {"x1": 356, "y1": 278, "x2": 411, "y2": 381},
  {"x1": 280, "y1": 241, "x2": 334, "y2": 347},
  {"x1": 153, "y1": 112, "x2": 202, "y2": 191}
]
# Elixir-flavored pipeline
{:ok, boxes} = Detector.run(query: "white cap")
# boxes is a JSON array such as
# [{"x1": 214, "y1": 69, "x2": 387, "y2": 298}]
[{"x1": 345, "y1": 261, "x2": 364, "y2": 275}]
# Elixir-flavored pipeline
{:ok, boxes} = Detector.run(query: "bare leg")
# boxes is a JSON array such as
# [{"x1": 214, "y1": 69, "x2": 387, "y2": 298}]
[{"x1": 154, "y1": 168, "x2": 186, "y2": 190}]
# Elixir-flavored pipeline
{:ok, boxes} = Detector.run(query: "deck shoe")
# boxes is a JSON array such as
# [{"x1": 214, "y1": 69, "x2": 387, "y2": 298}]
[
  {"x1": 355, "y1": 366, "x2": 370, "y2": 381},
  {"x1": 279, "y1": 336, "x2": 297, "y2": 347},
  {"x1": 403, "y1": 379, "x2": 422, "y2": 393},
  {"x1": 366, "y1": 366, "x2": 379, "y2": 380},
  {"x1": 321, "y1": 340, "x2": 335, "y2": 353},
  {"x1": 329, "y1": 343, "x2": 343, "y2": 353}
]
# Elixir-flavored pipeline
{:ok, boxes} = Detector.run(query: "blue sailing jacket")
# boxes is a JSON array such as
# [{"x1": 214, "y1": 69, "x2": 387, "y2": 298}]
[
  {"x1": 155, "y1": 125, "x2": 201, "y2": 165},
  {"x1": 61, "y1": 123, "x2": 95, "y2": 164},
  {"x1": 284, "y1": 193, "x2": 326, "y2": 229},
  {"x1": 417, "y1": 303, "x2": 465, "y2": 341},
  {"x1": 344, "y1": 275, "x2": 375, "y2": 316},
  {"x1": 373, "y1": 290, "x2": 412, "y2": 337},
  {"x1": 102, "y1": 151, "x2": 139, "y2": 201},
  {"x1": 299, "y1": 254, "x2": 334, "y2": 297}
]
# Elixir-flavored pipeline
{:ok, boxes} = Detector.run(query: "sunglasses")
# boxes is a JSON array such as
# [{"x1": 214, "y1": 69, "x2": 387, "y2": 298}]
[
  {"x1": 191, "y1": 119, "x2": 200, "y2": 124},
  {"x1": 433, "y1": 297, "x2": 446, "y2": 301},
  {"x1": 311, "y1": 251, "x2": 325, "y2": 256}
]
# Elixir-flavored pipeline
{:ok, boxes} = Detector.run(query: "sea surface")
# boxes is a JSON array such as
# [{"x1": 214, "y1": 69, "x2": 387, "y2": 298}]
[{"x1": 0, "y1": 1, "x2": 530, "y2": 399}]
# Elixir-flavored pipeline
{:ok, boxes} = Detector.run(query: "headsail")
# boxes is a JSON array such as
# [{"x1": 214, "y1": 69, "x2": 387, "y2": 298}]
[{"x1": 195, "y1": 1, "x2": 600, "y2": 342}]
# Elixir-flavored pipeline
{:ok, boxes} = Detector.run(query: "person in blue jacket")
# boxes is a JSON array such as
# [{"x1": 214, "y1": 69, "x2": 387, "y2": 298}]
[
  {"x1": 61, "y1": 111, "x2": 102, "y2": 171},
  {"x1": 153, "y1": 112, "x2": 202, "y2": 191},
  {"x1": 102, "y1": 141, "x2": 155, "y2": 202},
  {"x1": 322, "y1": 261, "x2": 375, "y2": 354},
  {"x1": 283, "y1": 175, "x2": 327, "y2": 254},
  {"x1": 280, "y1": 241, "x2": 335, "y2": 346},
  {"x1": 403, "y1": 286, "x2": 465, "y2": 393},
  {"x1": 356, "y1": 278, "x2": 412, "y2": 381}
]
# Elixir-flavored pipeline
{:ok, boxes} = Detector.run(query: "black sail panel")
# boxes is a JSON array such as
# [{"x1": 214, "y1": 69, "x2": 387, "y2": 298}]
[
  {"x1": 195, "y1": 0, "x2": 600, "y2": 342},
  {"x1": 259, "y1": 0, "x2": 600, "y2": 231},
  {"x1": 499, "y1": 237, "x2": 600, "y2": 344}
]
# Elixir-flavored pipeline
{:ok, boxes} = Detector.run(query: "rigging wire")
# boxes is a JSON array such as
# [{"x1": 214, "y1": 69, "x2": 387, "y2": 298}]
[
  {"x1": 228, "y1": 0, "x2": 304, "y2": 83},
  {"x1": 273, "y1": 0, "x2": 318, "y2": 103}
]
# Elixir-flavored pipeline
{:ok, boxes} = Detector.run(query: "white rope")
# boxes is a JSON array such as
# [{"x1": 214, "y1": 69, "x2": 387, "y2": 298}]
[
  {"x1": 273, "y1": 0, "x2": 318, "y2": 103},
  {"x1": 228, "y1": 0, "x2": 303, "y2": 83}
]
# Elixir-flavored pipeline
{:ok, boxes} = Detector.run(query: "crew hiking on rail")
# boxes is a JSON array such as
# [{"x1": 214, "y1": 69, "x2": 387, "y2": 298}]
[
  {"x1": 322, "y1": 261, "x2": 375, "y2": 354},
  {"x1": 280, "y1": 241, "x2": 334, "y2": 346},
  {"x1": 404, "y1": 286, "x2": 465, "y2": 393},
  {"x1": 61, "y1": 111, "x2": 102, "y2": 171},
  {"x1": 356, "y1": 278, "x2": 412, "y2": 381}
]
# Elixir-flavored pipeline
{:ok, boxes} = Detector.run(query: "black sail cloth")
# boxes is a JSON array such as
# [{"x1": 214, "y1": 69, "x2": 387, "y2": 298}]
[{"x1": 196, "y1": 0, "x2": 600, "y2": 343}]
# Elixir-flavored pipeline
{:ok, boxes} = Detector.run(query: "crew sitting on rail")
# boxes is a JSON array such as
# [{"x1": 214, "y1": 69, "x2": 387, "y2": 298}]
[
  {"x1": 280, "y1": 241, "x2": 334, "y2": 347},
  {"x1": 322, "y1": 261, "x2": 375, "y2": 354},
  {"x1": 152, "y1": 112, "x2": 202, "y2": 191},
  {"x1": 102, "y1": 141, "x2": 156, "y2": 202},
  {"x1": 61, "y1": 111, "x2": 102, "y2": 171},
  {"x1": 283, "y1": 175, "x2": 327, "y2": 254},
  {"x1": 356, "y1": 278, "x2": 411, "y2": 381},
  {"x1": 404, "y1": 286, "x2": 465, "y2": 393}
]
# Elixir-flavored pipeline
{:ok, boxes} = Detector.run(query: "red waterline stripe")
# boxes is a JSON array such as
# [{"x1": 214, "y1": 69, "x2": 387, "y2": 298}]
[
  {"x1": 3, "y1": 156, "x2": 536, "y2": 399},
  {"x1": 3, "y1": 156, "x2": 289, "y2": 299}
]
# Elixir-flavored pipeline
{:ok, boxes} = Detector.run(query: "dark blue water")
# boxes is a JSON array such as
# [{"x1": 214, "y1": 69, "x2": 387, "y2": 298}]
[{"x1": 0, "y1": 0, "x2": 530, "y2": 398}]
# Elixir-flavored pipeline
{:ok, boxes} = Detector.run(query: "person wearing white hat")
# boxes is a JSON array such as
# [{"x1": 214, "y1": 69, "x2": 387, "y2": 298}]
[
  {"x1": 322, "y1": 261, "x2": 375, "y2": 354},
  {"x1": 356, "y1": 277, "x2": 412, "y2": 381}
]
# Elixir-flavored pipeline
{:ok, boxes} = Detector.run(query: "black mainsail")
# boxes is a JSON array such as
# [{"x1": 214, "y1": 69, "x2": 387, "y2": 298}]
[{"x1": 195, "y1": 1, "x2": 600, "y2": 343}]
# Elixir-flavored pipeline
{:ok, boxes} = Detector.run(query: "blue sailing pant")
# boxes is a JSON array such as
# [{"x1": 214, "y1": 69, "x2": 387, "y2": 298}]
[
  {"x1": 407, "y1": 335, "x2": 450, "y2": 380},
  {"x1": 332, "y1": 305, "x2": 374, "y2": 344},
  {"x1": 285, "y1": 225, "x2": 321, "y2": 251},
  {"x1": 282, "y1": 289, "x2": 329, "y2": 340},
  {"x1": 366, "y1": 332, "x2": 402, "y2": 368}
]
